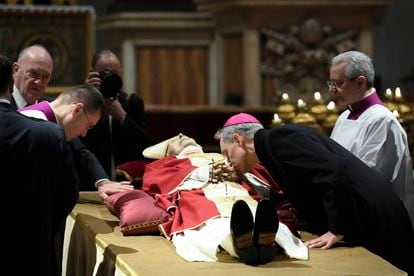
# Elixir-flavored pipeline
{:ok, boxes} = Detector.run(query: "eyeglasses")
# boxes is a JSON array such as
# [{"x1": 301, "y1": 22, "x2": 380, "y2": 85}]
[
  {"x1": 326, "y1": 77, "x2": 357, "y2": 90},
  {"x1": 82, "y1": 107, "x2": 94, "y2": 130},
  {"x1": 26, "y1": 69, "x2": 51, "y2": 82}
]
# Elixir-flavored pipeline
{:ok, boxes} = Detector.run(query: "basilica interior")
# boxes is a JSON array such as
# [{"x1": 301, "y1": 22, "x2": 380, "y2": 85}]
[
  {"x1": 1, "y1": 0, "x2": 413, "y2": 154},
  {"x1": 2, "y1": 1, "x2": 414, "y2": 275}
]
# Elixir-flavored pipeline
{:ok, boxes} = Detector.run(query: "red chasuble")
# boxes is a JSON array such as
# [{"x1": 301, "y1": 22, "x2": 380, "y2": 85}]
[{"x1": 142, "y1": 156, "x2": 287, "y2": 239}]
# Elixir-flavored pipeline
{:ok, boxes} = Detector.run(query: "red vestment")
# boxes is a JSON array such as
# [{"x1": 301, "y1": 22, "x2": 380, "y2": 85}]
[{"x1": 142, "y1": 156, "x2": 289, "y2": 239}]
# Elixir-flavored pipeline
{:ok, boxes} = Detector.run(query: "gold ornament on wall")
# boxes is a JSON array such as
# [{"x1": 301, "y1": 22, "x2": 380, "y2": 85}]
[{"x1": 261, "y1": 17, "x2": 359, "y2": 104}]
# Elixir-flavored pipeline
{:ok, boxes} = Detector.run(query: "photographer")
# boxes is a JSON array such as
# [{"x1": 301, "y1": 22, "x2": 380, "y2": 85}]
[{"x1": 83, "y1": 49, "x2": 153, "y2": 185}]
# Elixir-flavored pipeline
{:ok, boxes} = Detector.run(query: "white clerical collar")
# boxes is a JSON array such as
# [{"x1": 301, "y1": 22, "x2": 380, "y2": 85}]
[
  {"x1": 0, "y1": 99, "x2": 10, "y2": 104},
  {"x1": 13, "y1": 86, "x2": 27, "y2": 108},
  {"x1": 12, "y1": 86, "x2": 38, "y2": 108}
]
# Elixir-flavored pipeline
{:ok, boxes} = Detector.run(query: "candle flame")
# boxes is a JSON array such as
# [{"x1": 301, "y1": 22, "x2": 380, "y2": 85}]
[
  {"x1": 385, "y1": 88, "x2": 393, "y2": 99},
  {"x1": 327, "y1": 101, "x2": 335, "y2": 110},
  {"x1": 395, "y1": 87, "x2": 402, "y2": 99},
  {"x1": 297, "y1": 99, "x2": 306, "y2": 108}
]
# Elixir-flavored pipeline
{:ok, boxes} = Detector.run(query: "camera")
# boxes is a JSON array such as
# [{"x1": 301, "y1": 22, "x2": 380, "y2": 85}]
[{"x1": 99, "y1": 69, "x2": 123, "y2": 99}]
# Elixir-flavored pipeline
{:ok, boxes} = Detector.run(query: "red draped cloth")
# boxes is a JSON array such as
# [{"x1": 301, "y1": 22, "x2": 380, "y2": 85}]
[{"x1": 142, "y1": 156, "x2": 296, "y2": 239}]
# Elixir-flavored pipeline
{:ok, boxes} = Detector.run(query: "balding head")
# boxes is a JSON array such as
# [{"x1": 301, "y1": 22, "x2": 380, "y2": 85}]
[
  {"x1": 92, "y1": 49, "x2": 122, "y2": 75},
  {"x1": 13, "y1": 44, "x2": 53, "y2": 105}
]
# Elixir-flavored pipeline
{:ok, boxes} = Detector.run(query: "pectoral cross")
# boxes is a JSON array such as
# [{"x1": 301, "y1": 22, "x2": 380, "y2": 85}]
[{"x1": 209, "y1": 158, "x2": 218, "y2": 184}]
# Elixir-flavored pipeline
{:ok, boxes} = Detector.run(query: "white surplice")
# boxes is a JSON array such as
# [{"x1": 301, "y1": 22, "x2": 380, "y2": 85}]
[{"x1": 331, "y1": 104, "x2": 414, "y2": 229}]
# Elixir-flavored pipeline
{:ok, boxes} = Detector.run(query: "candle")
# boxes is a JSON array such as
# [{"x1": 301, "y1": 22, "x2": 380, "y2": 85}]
[
  {"x1": 314, "y1": 91, "x2": 321, "y2": 101},
  {"x1": 297, "y1": 99, "x2": 306, "y2": 108},
  {"x1": 270, "y1": 113, "x2": 283, "y2": 127},
  {"x1": 395, "y1": 87, "x2": 402, "y2": 99},
  {"x1": 327, "y1": 101, "x2": 336, "y2": 111},
  {"x1": 385, "y1": 88, "x2": 393, "y2": 100}
]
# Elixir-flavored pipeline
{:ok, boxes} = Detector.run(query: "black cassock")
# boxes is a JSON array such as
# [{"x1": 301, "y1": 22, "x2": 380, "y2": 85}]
[
  {"x1": 254, "y1": 124, "x2": 414, "y2": 275},
  {"x1": 1, "y1": 103, "x2": 78, "y2": 276}
]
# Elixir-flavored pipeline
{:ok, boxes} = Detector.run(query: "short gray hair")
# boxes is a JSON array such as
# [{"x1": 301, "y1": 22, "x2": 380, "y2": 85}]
[
  {"x1": 331, "y1": 51, "x2": 375, "y2": 88},
  {"x1": 214, "y1": 123, "x2": 263, "y2": 144}
]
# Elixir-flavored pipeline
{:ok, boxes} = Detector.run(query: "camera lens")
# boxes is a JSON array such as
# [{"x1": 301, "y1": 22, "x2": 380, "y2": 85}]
[{"x1": 99, "y1": 69, "x2": 123, "y2": 99}]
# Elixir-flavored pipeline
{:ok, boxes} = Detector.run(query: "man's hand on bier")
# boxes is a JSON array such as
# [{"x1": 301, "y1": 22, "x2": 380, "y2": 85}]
[
  {"x1": 97, "y1": 180, "x2": 134, "y2": 199},
  {"x1": 304, "y1": 231, "x2": 344, "y2": 249}
]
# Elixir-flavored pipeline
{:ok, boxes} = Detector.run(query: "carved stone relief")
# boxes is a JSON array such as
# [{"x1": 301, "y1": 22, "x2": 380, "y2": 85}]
[
  {"x1": 261, "y1": 18, "x2": 359, "y2": 104},
  {"x1": 0, "y1": 5, "x2": 93, "y2": 90}
]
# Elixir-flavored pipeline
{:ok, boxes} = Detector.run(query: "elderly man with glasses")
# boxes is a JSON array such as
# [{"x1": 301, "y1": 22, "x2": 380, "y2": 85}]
[{"x1": 328, "y1": 50, "x2": 414, "y2": 230}]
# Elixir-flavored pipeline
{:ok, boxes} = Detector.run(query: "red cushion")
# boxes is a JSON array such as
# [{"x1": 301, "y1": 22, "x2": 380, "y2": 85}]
[
  {"x1": 104, "y1": 189, "x2": 170, "y2": 235},
  {"x1": 117, "y1": 160, "x2": 152, "y2": 179}
]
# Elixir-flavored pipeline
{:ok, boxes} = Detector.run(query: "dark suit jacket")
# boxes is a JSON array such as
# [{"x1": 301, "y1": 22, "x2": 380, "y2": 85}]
[
  {"x1": 70, "y1": 138, "x2": 108, "y2": 190},
  {"x1": 11, "y1": 94, "x2": 109, "y2": 191},
  {"x1": 254, "y1": 124, "x2": 414, "y2": 274},
  {"x1": 0, "y1": 102, "x2": 78, "y2": 275},
  {"x1": 80, "y1": 91, "x2": 153, "y2": 178}
]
